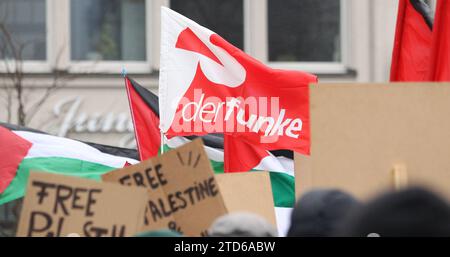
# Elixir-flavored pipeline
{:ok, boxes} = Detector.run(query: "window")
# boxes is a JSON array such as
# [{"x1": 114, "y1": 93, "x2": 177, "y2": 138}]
[
  {"x1": 70, "y1": 0, "x2": 146, "y2": 61},
  {"x1": 169, "y1": 0, "x2": 346, "y2": 74},
  {"x1": 170, "y1": 0, "x2": 244, "y2": 50},
  {"x1": 0, "y1": 0, "x2": 46, "y2": 60},
  {"x1": 268, "y1": 0, "x2": 341, "y2": 63},
  {"x1": 0, "y1": 0, "x2": 347, "y2": 74}
]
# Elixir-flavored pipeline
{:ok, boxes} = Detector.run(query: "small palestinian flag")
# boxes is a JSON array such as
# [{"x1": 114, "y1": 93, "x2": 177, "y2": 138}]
[{"x1": 0, "y1": 122, "x2": 138, "y2": 205}]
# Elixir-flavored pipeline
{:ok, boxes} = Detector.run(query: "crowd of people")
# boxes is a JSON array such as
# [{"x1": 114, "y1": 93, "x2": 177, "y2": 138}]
[
  {"x1": 288, "y1": 187, "x2": 450, "y2": 237},
  {"x1": 136, "y1": 187, "x2": 450, "y2": 237}
]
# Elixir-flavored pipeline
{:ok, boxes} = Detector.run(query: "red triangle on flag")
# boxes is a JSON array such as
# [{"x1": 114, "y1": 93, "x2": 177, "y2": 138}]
[
  {"x1": 125, "y1": 77, "x2": 161, "y2": 161},
  {"x1": 0, "y1": 126, "x2": 32, "y2": 193}
]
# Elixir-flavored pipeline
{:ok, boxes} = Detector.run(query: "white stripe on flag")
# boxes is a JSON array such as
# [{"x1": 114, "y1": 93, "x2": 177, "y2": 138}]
[
  {"x1": 14, "y1": 131, "x2": 138, "y2": 168},
  {"x1": 275, "y1": 207, "x2": 293, "y2": 237},
  {"x1": 254, "y1": 155, "x2": 295, "y2": 177},
  {"x1": 166, "y1": 136, "x2": 224, "y2": 162}
]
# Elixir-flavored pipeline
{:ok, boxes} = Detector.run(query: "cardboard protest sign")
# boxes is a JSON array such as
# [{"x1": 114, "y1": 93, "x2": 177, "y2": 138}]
[
  {"x1": 17, "y1": 171, "x2": 148, "y2": 237},
  {"x1": 215, "y1": 172, "x2": 277, "y2": 228},
  {"x1": 296, "y1": 83, "x2": 450, "y2": 200},
  {"x1": 102, "y1": 139, "x2": 228, "y2": 236}
]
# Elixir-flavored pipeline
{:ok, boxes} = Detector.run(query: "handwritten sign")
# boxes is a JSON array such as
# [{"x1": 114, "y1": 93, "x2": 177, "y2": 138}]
[
  {"x1": 102, "y1": 139, "x2": 228, "y2": 236},
  {"x1": 17, "y1": 172, "x2": 148, "y2": 237}
]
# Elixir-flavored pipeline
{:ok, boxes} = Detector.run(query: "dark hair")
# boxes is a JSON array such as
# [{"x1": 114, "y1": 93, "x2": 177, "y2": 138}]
[
  {"x1": 287, "y1": 189, "x2": 360, "y2": 237},
  {"x1": 340, "y1": 187, "x2": 450, "y2": 237}
]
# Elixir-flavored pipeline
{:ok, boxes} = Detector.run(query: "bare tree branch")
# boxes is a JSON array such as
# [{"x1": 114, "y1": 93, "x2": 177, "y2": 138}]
[
  {"x1": 0, "y1": 2, "x2": 84, "y2": 236},
  {"x1": 0, "y1": 21, "x2": 27, "y2": 125},
  {"x1": 25, "y1": 45, "x2": 81, "y2": 125},
  {"x1": 0, "y1": 19, "x2": 77, "y2": 126},
  {"x1": 0, "y1": 35, "x2": 13, "y2": 122}
]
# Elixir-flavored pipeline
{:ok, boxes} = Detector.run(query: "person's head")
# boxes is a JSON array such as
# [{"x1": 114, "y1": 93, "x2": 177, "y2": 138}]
[
  {"x1": 135, "y1": 229, "x2": 182, "y2": 237},
  {"x1": 287, "y1": 189, "x2": 360, "y2": 237},
  {"x1": 340, "y1": 187, "x2": 450, "y2": 237},
  {"x1": 208, "y1": 212, "x2": 278, "y2": 237}
]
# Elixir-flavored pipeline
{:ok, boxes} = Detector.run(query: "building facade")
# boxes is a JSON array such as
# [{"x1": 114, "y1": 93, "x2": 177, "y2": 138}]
[{"x1": 0, "y1": 0, "x2": 430, "y2": 148}]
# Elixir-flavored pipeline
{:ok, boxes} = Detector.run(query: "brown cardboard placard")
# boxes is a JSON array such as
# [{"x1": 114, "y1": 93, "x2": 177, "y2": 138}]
[
  {"x1": 102, "y1": 138, "x2": 228, "y2": 236},
  {"x1": 17, "y1": 171, "x2": 148, "y2": 237},
  {"x1": 215, "y1": 172, "x2": 277, "y2": 228},
  {"x1": 296, "y1": 83, "x2": 450, "y2": 200}
]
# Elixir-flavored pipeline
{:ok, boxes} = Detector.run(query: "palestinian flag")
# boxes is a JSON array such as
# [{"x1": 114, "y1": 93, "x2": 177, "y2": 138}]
[
  {"x1": 126, "y1": 76, "x2": 295, "y2": 235},
  {"x1": 0, "y1": 122, "x2": 138, "y2": 205}
]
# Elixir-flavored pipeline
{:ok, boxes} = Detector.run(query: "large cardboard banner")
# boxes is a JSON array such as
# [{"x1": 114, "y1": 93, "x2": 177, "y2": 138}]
[
  {"x1": 102, "y1": 139, "x2": 228, "y2": 236},
  {"x1": 215, "y1": 172, "x2": 277, "y2": 228},
  {"x1": 17, "y1": 172, "x2": 148, "y2": 237},
  {"x1": 296, "y1": 83, "x2": 450, "y2": 200}
]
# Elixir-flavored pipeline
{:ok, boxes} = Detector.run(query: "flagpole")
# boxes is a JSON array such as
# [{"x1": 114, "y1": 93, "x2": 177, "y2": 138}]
[{"x1": 160, "y1": 131, "x2": 165, "y2": 154}]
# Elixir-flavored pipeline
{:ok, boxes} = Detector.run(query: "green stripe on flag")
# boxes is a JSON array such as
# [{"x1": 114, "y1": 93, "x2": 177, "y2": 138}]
[
  {"x1": 267, "y1": 172, "x2": 295, "y2": 208},
  {"x1": 0, "y1": 157, "x2": 115, "y2": 205}
]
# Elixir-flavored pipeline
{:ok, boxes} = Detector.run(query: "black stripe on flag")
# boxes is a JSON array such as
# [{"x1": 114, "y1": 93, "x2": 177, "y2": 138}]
[
  {"x1": 0, "y1": 122, "x2": 139, "y2": 160},
  {"x1": 410, "y1": 0, "x2": 434, "y2": 30}
]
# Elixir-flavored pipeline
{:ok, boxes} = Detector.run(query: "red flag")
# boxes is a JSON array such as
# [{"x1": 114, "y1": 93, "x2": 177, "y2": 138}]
[
  {"x1": 160, "y1": 8, "x2": 317, "y2": 156},
  {"x1": 0, "y1": 126, "x2": 32, "y2": 193},
  {"x1": 125, "y1": 77, "x2": 161, "y2": 160},
  {"x1": 390, "y1": 0, "x2": 433, "y2": 81},
  {"x1": 428, "y1": 0, "x2": 450, "y2": 81}
]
